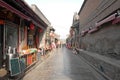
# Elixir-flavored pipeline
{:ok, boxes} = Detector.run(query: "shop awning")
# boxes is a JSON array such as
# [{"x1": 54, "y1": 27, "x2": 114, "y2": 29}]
[
  {"x1": 95, "y1": 13, "x2": 117, "y2": 27},
  {"x1": 0, "y1": 0, "x2": 30, "y2": 21},
  {"x1": 112, "y1": 16, "x2": 120, "y2": 24}
]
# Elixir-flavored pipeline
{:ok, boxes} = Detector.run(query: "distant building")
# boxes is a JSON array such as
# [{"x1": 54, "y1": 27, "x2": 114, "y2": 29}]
[{"x1": 67, "y1": 12, "x2": 79, "y2": 49}]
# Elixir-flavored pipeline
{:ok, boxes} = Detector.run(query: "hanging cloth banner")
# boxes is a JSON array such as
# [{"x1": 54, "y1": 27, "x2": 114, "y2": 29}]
[
  {"x1": 95, "y1": 13, "x2": 117, "y2": 27},
  {"x1": 88, "y1": 28, "x2": 98, "y2": 34},
  {"x1": 112, "y1": 16, "x2": 120, "y2": 24}
]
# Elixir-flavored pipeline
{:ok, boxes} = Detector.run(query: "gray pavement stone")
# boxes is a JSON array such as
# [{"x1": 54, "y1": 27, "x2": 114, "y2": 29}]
[{"x1": 22, "y1": 47, "x2": 106, "y2": 80}]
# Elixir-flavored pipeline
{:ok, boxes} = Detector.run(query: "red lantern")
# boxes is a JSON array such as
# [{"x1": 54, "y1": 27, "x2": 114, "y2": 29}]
[
  {"x1": 30, "y1": 23, "x2": 34, "y2": 30},
  {"x1": 0, "y1": 20, "x2": 4, "y2": 24},
  {"x1": 39, "y1": 28, "x2": 43, "y2": 32}
]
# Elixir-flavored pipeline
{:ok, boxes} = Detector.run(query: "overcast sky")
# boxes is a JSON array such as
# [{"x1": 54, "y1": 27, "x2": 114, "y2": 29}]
[{"x1": 25, "y1": 0, "x2": 84, "y2": 39}]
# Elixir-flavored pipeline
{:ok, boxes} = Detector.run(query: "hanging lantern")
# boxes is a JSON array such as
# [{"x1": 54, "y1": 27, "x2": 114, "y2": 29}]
[
  {"x1": 39, "y1": 28, "x2": 43, "y2": 33},
  {"x1": 30, "y1": 23, "x2": 34, "y2": 30},
  {"x1": 0, "y1": 20, "x2": 4, "y2": 24}
]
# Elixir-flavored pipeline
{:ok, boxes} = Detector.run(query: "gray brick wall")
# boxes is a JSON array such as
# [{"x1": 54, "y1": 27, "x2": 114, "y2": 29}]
[
  {"x1": 78, "y1": 0, "x2": 120, "y2": 79},
  {"x1": 80, "y1": 22, "x2": 120, "y2": 57},
  {"x1": 79, "y1": 0, "x2": 120, "y2": 58}
]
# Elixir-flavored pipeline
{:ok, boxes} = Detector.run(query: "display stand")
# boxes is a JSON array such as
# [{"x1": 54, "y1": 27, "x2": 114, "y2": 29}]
[{"x1": 20, "y1": 48, "x2": 37, "y2": 70}]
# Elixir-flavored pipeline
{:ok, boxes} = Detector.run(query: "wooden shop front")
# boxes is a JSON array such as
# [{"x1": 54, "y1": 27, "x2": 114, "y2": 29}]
[{"x1": 0, "y1": 0, "x2": 45, "y2": 78}]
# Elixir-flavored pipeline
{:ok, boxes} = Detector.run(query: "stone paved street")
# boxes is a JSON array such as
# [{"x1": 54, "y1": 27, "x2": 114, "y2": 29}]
[{"x1": 22, "y1": 46, "x2": 106, "y2": 80}]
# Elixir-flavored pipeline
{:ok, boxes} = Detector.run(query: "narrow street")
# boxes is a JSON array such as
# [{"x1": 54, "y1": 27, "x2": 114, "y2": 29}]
[
  {"x1": 22, "y1": 46, "x2": 106, "y2": 80},
  {"x1": 0, "y1": 1, "x2": 120, "y2": 80}
]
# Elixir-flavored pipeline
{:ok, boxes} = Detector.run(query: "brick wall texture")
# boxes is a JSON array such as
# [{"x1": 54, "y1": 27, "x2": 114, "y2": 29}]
[
  {"x1": 78, "y1": 0, "x2": 120, "y2": 80},
  {"x1": 79, "y1": 0, "x2": 120, "y2": 58}
]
